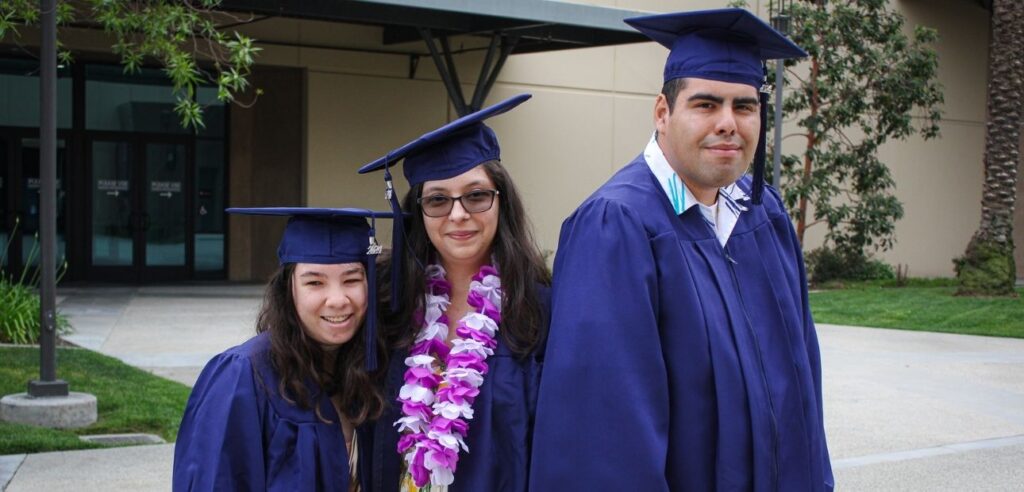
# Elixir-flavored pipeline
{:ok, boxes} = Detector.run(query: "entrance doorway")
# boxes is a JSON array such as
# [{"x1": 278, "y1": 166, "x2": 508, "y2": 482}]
[
  {"x1": 1, "y1": 58, "x2": 228, "y2": 282},
  {"x1": 87, "y1": 137, "x2": 194, "y2": 282}
]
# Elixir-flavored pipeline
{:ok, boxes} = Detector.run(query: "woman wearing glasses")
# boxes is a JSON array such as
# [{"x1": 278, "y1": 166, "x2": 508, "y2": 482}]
[{"x1": 358, "y1": 94, "x2": 550, "y2": 492}]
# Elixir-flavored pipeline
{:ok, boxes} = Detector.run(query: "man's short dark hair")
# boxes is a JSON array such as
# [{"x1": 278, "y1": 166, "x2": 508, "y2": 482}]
[{"x1": 661, "y1": 78, "x2": 688, "y2": 113}]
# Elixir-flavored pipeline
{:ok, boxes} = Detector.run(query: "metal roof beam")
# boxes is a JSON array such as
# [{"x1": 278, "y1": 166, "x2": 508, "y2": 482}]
[
  {"x1": 219, "y1": 0, "x2": 649, "y2": 53},
  {"x1": 418, "y1": 28, "x2": 521, "y2": 116}
]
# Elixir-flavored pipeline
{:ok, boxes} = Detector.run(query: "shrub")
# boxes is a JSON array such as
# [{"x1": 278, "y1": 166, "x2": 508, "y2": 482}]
[
  {"x1": 805, "y1": 246, "x2": 895, "y2": 286},
  {"x1": 2, "y1": 279, "x2": 41, "y2": 344},
  {"x1": 0, "y1": 226, "x2": 70, "y2": 344}
]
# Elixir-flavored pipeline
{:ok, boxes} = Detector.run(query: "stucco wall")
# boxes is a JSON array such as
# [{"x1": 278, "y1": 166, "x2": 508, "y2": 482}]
[
  {"x1": 8, "y1": 1, "x2": 1007, "y2": 280},
  {"x1": 875, "y1": 0, "x2": 990, "y2": 276},
  {"x1": 228, "y1": 66, "x2": 305, "y2": 282},
  {"x1": 274, "y1": 0, "x2": 997, "y2": 278}
]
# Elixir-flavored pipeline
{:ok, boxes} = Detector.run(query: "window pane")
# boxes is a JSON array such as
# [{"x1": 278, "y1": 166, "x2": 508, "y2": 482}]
[
  {"x1": 145, "y1": 143, "x2": 186, "y2": 266},
  {"x1": 197, "y1": 86, "x2": 226, "y2": 138},
  {"x1": 85, "y1": 64, "x2": 188, "y2": 134},
  {"x1": 194, "y1": 140, "x2": 224, "y2": 271},
  {"x1": 0, "y1": 58, "x2": 72, "y2": 129},
  {"x1": 1, "y1": 137, "x2": 8, "y2": 268},
  {"x1": 20, "y1": 138, "x2": 68, "y2": 267},
  {"x1": 91, "y1": 142, "x2": 133, "y2": 266}
]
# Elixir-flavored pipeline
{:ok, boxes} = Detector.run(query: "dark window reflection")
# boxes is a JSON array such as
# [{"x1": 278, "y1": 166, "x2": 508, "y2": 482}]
[
  {"x1": 20, "y1": 138, "x2": 67, "y2": 267},
  {"x1": 195, "y1": 140, "x2": 225, "y2": 271},
  {"x1": 0, "y1": 58, "x2": 72, "y2": 129}
]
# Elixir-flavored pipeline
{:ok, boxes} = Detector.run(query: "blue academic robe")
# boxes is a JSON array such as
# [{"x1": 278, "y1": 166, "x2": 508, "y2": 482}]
[
  {"x1": 370, "y1": 286, "x2": 550, "y2": 492},
  {"x1": 530, "y1": 157, "x2": 833, "y2": 491},
  {"x1": 173, "y1": 333, "x2": 372, "y2": 491}
]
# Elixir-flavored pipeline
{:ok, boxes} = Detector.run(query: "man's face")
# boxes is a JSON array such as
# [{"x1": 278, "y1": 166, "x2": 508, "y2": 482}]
[{"x1": 654, "y1": 78, "x2": 760, "y2": 204}]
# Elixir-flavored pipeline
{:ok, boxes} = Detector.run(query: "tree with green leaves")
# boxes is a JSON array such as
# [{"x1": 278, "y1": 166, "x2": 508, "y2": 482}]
[
  {"x1": 954, "y1": 0, "x2": 1022, "y2": 297},
  {"x1": 0, "y1": 0, "x2": 259, "y2": 129},
  {"x1": 766, "y1": 0, "x2": 943, "y2": 265}
]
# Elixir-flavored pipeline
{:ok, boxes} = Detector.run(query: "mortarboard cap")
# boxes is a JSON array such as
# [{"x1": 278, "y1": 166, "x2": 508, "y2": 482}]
[
  {"x1": 358, "y1": 93, "x2": 531, "y2": 186},
  {"x1": 357, "y1": 94, "x2": 531, "y2": 311},
  {"x1": 624, "y1": 8, "x2": 807, "y2": 87},
  {"x1": 226, "y1": 207, "x2": 398, "y2": 371},
  {"x1": 625, "y1": 8, "x2": 807, "y2": 205}
]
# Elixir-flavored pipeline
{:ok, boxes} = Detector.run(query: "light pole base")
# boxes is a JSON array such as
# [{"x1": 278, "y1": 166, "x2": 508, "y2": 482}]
[
  {"x1": 0, "y1": 392, "x2": 97, "y2": 429},
  {"x1": 27, "y1": 379, "x2": 69, "y2": 398}
]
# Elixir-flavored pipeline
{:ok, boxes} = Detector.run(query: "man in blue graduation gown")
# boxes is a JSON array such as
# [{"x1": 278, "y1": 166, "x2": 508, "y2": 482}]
[{"x1": 530, "y1": 9, "x2": 833, "y2": 491}]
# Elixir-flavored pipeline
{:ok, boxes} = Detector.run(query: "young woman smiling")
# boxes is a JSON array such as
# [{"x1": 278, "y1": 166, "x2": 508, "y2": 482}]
[
  {"x1": 359, "y1": 94, "x2": 550, "y2": 492},
  {"x1": 172, "y1": 208, "x2": 395, "y2": 492}
]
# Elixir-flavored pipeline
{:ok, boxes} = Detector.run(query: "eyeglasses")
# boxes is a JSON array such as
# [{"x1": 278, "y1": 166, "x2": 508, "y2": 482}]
[{"x1": 417, "y1": 189, "x2": 500, "y2": 218}]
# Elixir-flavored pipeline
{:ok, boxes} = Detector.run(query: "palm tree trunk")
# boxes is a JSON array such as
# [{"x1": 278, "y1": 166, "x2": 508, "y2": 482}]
[{"x1": 956, "y1": 0, "x2": 1024, "y2": 296}]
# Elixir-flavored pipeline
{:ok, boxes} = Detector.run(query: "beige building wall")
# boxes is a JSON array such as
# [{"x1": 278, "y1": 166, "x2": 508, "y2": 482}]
[
  {"x1": 871, "y1": 0, "x2": 990, "y2": 277},
  {"x1": 262, "y1": 0, "x2": 1001, "y2": 278},
  {"x1": 6, "y1": 1, "x2": 1009, "y2": 281}
]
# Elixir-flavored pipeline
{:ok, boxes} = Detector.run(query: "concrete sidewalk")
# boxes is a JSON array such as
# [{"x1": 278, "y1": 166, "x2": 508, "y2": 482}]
[
  {"x1": 3, "y1": 287, "x2": 1024, "y2": 490},
  {"x1": 57, "y1": 284, "x2": 264, "y2": 386}
]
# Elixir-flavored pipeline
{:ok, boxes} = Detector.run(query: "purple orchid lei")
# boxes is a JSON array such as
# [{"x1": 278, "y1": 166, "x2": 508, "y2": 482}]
[{"x1": 394, "y1": 263, "x2": 502, "y2": 487}]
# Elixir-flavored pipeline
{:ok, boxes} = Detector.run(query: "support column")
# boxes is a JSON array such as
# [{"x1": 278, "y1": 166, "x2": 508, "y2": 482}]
[{"x1": 418, "y1": 30, "x2": 519, "y2": 116}]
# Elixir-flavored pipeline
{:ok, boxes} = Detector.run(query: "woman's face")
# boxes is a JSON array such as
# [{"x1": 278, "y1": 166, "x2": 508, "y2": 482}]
[
  {"x1": 420, "y1": 165, "x2": 500, "y2": 270},
  {"x1": 291, "y1": 262, "x2": 368, "y2": 351}
]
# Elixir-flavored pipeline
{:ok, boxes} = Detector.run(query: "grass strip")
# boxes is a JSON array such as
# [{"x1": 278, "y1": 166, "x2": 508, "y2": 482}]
[
  {"x1": 809, "y1": 280, "x2": 1024, "y2": 338},
  {"x1": 0, "y1": 346, "x2": 191, "y2": 454}
]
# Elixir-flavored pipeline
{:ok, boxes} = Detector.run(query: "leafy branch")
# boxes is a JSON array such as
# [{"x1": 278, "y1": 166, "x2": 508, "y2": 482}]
[{"x1": 0, "y1": 0, "x2": 260, "y2": 129}]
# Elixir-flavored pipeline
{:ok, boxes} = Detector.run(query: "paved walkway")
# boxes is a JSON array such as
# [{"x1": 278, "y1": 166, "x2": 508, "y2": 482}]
[
  {"x1": 2, "y1": 286, "x2": 1024, "y2": 490},
  {"x1": 57, "y1": 284, "x2": 264, "y2": 386}
]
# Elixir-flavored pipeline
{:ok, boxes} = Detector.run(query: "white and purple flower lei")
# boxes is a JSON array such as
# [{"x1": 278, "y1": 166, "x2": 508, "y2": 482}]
[{"x1": 394, "y1": 263, "x2": 502, "y2": 487}]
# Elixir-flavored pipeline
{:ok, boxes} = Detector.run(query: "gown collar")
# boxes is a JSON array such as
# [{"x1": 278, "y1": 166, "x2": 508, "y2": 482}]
[{"x1": 643, "y1": 132, "x2": 750, "y2": 247}]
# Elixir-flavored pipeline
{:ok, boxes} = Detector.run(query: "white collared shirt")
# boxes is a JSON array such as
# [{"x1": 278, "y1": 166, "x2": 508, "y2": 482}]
[{"x1": 643, "y1": 132, "x2": 749, "y2": 247}]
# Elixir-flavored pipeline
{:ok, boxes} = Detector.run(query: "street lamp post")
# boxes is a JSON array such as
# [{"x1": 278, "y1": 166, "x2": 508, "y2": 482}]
[
  {"x1": 770, "y1": 0, "x2": 792, "y2": 190},
  {"x1": 1, "y1": 0, "x2": 94, "y2": 431},
  {"x1": 27, "y1": 0, "x2": 69, "y2": 398}
]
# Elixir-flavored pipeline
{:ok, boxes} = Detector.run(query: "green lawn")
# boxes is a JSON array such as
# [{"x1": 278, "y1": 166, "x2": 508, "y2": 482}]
[
  {"x1": 809, "y1": 279, "x2": 1024, "y2": 338},
  {"x1": 0, "y1": 346, "x2": 191, "y2": 454}
]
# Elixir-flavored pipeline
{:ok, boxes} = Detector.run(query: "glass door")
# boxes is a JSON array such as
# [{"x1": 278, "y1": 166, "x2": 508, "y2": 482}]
[
  {"x1": 18, "y1": 138, "x2": 68, "y2": 269},
  {"x1": 143, "y1": 142, "x2": 187, "y2": 270},
  {"x1": 0, "y1": 136, "x2": 9, "y2": 270},
  {"x1": 90, "y1": 140, "x2": 134, "y2": 271},
  {"x1": 88, "y1": 137, "x2": 191, "y2": 281},
  {"x1": 0, "y1": 134, "x2": 68, "y2": 276}
]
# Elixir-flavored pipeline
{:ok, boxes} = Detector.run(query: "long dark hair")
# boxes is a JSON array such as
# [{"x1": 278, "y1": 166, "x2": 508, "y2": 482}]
[
  {"x1": 382, "y1": 160, "x2": 551, "y2": 357},
  {"x1": 256, "y1": 263, "x2": 385, "y2": 425}
]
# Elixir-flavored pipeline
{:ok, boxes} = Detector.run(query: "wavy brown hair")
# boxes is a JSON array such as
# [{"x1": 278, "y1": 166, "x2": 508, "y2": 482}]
[
  {"x1": 381, "y1": 160, "x2": 551, "y2": 357},
  {"x1": 256, "y1": 263, "x2": 385, "y2": 425}
]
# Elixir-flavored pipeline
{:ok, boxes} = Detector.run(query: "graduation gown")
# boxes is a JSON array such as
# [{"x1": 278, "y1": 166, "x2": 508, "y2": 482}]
[
  {"x1": 371, "y1": 285, "x2": 550, "y2": 492},
  {"x1": 529, "y1": 157, "x2": 833, "y2": 491},
  {"x1": 173, "y1": 333, "x2": 372, "y2": 491}
]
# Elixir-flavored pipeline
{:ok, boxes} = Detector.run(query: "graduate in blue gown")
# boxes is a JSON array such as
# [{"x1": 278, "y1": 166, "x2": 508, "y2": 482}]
[
  {"x1": 173, "y1": 207, "x2": 396, "y2": 491},
  {"x1": 358, "y1": 94, "x2": 550, "y2": 491},
  {"x1": 530, "y1": 9, "x2": 833, "y2": 491}
]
